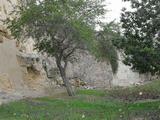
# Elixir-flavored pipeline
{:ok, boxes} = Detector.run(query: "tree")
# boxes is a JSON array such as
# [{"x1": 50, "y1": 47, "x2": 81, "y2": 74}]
[
  {"x1": 97, "y1": 22, "x2": 120, "y2": 74},
  {"x1": 6, "y1": 0, "x2": 119, "y2": 96},
  {"x1": 6, "y1": 0, "x2": 109, "y2": 96},
  {"x1": 120, "y1": 0, "x2": 160, "y2": 75}
]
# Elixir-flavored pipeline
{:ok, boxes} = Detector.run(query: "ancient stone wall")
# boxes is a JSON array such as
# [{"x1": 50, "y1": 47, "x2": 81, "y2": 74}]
[{"x1": 66, "y1": 50, "x2": 113, "y2": 89}]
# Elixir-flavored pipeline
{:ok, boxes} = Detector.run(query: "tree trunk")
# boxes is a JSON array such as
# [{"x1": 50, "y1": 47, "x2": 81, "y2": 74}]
[{"x1": 56, "y1": 59, "x2": 75, "y2": 96}]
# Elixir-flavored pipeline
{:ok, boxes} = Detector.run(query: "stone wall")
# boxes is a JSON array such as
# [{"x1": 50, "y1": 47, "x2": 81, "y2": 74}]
[
  {"x1": 18, "y1": 38, "x2": 150, "y2": 88},
  {"x1": 44, "y1": 50, "x2": 150, "y2": 88},
  {"x1": 66, "y1": 50, "x2": 113, "y2": 89},
  {"x1": 113, "y1": 52, "x2": 151, "y2": 86},
  {"x1": 42, "y1": 50, "x2": 113, "y2": 89}
]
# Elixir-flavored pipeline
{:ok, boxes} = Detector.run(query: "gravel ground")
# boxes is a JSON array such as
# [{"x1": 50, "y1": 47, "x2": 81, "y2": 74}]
[{"x1": 0, "y1": 88, "x2": 66, "y2": 104}]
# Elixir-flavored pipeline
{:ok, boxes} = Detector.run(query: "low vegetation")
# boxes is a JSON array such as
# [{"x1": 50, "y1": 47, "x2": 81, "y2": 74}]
[
  {"x1": 107, "y1": 80, "x2": 160, "y2": 101},
  {"x1": 0, "y1": 80, "x2": 160, "y2": 120},
  {"x1": 0, "y1": 95, "x2": 160, "y2": 120},
  {"x1": 77, "y1": 89, "x2": 106, "y2": 97}
]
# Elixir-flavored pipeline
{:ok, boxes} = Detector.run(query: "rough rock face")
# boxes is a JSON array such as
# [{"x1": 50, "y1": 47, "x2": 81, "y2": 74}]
[
  {"x1": 0, "y1": 39, "x2": 50, "y2": 103},
  {"x1": 66, "y1": 50, "x2": 113, "y2": 89},
  {"x1": 0, "y1": 74, "x2": 13, "y2": 92},
  {"x1": 38, "y1": 50, "x2": 113, "y2": 89},
  {"x1": 17, "y1": 52, "x2": 50, "y2": 92},
  {"x1": 0, "y1": 0, "x2": 16, "y2": 20},
  {"x1": 0, "y1": 40, "x2": 26, "y2": 92}
]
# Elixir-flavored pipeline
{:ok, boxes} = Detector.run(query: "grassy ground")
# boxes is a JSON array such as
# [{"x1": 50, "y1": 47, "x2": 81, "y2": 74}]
[
  {"x1": 107, "y1": 79, "x2": 160, "y2": 101},
  {"x1": 0, "y1": 80, "x2": 160, "y2": 120}
]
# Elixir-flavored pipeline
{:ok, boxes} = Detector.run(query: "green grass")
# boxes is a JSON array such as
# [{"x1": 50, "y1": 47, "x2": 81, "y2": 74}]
[
  {"x1": 0, "y1": 95, "x2": 159, "y2": 120},
  {"x1": 0, "y1": 80, "x2": 160, "y2": 120},
  {"x1": 77, "y1": 89, "x2": 106, "y2": 97},
  {"x1": 0, "y1": 97, "x2": 121, "y2": 120}
]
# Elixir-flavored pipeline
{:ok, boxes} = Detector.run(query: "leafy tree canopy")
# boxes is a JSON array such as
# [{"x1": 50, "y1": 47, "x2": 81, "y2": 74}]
[
  {"x1": 97, "y1": 22, "x2": 120, "y2": 73},
  {"x1": 120, "y1": 0, "x2": 160, "y2": 75}
]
